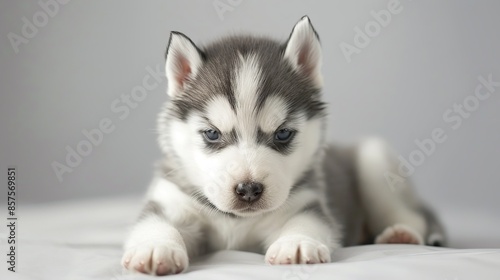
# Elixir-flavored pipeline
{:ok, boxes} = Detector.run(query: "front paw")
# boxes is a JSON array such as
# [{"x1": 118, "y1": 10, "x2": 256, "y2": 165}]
[
  {"x1": 265, "y1": 235, "x2": 331, "y2": 265},
  {"x1": 121, "y1": 241, "x2": 188, "y2": 275}
]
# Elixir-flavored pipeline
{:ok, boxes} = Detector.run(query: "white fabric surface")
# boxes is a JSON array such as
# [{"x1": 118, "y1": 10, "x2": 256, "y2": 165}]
[{"x1": 1, "y1": 196, "x2": 499, "y2": 280}]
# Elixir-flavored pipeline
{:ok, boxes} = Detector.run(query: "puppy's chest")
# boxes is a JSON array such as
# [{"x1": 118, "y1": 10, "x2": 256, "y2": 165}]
[
  {"x1": 204, "y1": 216, "x2": 261, "y2": 253},
  {"x1": 202, "y1": 215, "x2": 287, "y2": 253}
]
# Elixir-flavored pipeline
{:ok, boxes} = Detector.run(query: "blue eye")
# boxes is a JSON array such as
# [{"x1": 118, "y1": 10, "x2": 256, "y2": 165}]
[
  {"x1": 275, "y1": 129, "x2": 294, "y2": 142},
  {"x1": 204, "y1": 129, "x2": 220, "y2": 142}
]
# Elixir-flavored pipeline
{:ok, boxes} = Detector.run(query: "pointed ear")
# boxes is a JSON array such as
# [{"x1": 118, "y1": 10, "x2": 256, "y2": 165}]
[
  {"x1": 165, "y1": 31, "x2": 204, "y2": 97},
  {"x1": 284, "y1": 16, "x2": 323, "y2": 87}
]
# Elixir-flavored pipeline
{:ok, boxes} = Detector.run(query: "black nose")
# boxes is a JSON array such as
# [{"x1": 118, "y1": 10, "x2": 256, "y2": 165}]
[{"x1": 235, "y1": 182, "x2": 263, "y2": 202}]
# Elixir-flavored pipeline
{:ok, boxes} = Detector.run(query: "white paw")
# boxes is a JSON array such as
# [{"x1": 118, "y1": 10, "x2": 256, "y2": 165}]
[
  {"x1": 121, "y1": 241, "x2": 188, "y2": 275},
  {"x1": 375, "y1": 223, "x2": 424, "y2": 245},
  {"x1": 265, "y1": 236, "x2": 331, "y2": 265}
]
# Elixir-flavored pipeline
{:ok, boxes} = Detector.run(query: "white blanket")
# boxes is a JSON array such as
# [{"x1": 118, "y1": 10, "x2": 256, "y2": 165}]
[{"x1": 1, "y1": 196, "x2": 499, "y2": 279}]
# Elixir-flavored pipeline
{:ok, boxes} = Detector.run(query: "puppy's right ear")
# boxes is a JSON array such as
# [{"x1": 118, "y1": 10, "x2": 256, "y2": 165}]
[{"x1": 165, "y1": 32, "x2": 204, "y2": 97}]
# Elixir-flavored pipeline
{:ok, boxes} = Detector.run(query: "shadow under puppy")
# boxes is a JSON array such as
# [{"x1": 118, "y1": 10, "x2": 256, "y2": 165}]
[{"x1": 122, "y1": 16, "x2": 446, "y2": 276}]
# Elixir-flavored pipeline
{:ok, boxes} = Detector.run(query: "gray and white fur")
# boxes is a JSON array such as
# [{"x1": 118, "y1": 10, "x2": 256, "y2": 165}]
[{"x1": 121, "y1": 16, "x2": 446, "y2": 276}]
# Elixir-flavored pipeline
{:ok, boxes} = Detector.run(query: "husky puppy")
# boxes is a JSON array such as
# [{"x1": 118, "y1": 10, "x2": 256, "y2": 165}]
[{"x1": 122, "y1": 16, "x2": 445, "y2": 275}]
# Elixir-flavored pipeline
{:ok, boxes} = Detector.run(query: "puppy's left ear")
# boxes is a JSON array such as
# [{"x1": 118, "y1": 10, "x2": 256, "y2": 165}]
[{"x1": 284, "y1": 16, "x2": 322, "y2": 88}]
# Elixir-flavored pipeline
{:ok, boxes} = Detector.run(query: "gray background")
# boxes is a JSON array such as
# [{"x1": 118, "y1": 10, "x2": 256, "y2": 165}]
[{"x1": 1, "y1": 1, "x2": 499, "y2": 245}]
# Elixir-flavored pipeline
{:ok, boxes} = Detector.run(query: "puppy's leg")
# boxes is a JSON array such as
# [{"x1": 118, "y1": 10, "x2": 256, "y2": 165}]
[
  {"x1": 122, "y1": 177, "x2": 203, "y2": 275},
  {"x1": 264, "y1": 208, "x2": 340, "y2": 265},
  {"x1": 356, "y1": 138, "x2": 441, "y2": 245}
]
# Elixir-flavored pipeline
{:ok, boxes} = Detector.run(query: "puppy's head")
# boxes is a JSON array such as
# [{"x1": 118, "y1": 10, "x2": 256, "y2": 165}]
[{"x1": 160, "y1": 16, "x2": 326, "y2": 217}]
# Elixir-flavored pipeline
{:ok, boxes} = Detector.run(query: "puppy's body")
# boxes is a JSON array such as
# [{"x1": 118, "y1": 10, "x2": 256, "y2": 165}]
[{"x1": 122, "y1": 17, "x2": 445, "y2": 275}]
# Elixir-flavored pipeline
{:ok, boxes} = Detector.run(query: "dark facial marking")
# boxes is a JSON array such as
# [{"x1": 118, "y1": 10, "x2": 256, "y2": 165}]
[
  {"x1": 167, "y1": 36, "x2": 325, "y2": 122},
  {"x1": 257, "y1": 128, "x2": 296, "y2": 155},
  {"x1": 201, "y1": 127, "x2": 238, "y2": 153}
]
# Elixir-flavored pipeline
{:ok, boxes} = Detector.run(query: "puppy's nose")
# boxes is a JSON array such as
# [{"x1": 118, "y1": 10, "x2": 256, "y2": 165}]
[{"x1": 235, "y1": 182, "x2": 263, "y2": 202}]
